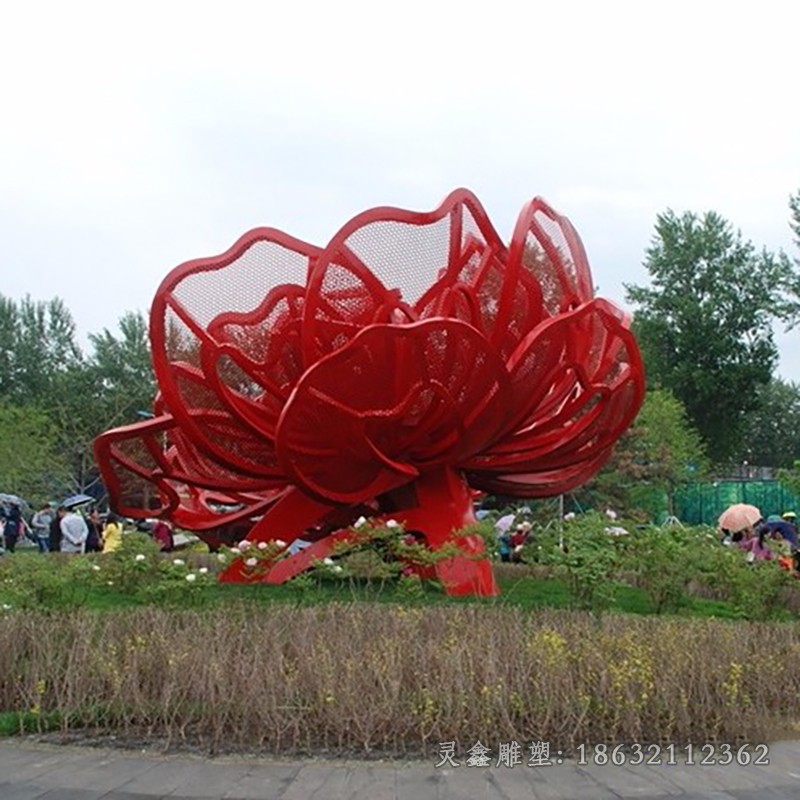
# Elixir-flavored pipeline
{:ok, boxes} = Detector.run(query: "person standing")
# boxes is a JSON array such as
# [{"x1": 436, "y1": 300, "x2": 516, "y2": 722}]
[
  {"x1": 31, "y1": 503, "x2": 54, "y2": 553},
  {"x1": 152, "y1": 519, "x2": 174, "y2": 552},
  {"x1": 58, "y1": 506, "x2": 88, "y2": 554},
  {"x1": 2, "y1": 502, "x2": 22, "y2": 553},
  {"x1": 85, "y1": 509, "x2": 103, "y2": 553},
  {"x1": 48, "y1": 509, "x2": 63, "y2": 553},
  {"x1": 101, "y1": 512, "x2": 123, "y2": 553}
]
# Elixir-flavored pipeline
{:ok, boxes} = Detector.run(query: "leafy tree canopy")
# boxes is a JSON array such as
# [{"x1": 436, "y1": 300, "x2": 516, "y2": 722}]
[
  {"x1": 739, "y1": 378, "x2": 800, "y2": 469},
  {"x1": 0, "y1": 295, "x2": 156, "y2": 497},
  {"x1": 626, "y1": 209, "x2": 798, "y2": 462},
  {"x1": 0, "y1": 402, "x2": 70, "y2": 503}
]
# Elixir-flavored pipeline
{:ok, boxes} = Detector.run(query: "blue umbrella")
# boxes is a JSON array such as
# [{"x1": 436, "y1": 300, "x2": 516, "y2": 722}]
[
  {"x1": 61, "y1": 493, "x2": 94, "y2": 510},
  {"x1": 764, "y1": 519, "x2": 798, "y2": 547}
]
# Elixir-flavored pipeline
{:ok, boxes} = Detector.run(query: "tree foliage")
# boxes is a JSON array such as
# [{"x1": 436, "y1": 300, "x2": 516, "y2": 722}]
[
  {"x1": 0, "y1": 295, "x2": 82, "y2": 402},
  {"x1": 88, "y1": 311, "x2": 156, "y2": 428},
  {"x1": 626, "y1": 209, "x2": 798, "y2": 462},
  {"x1": 739, "y1": 378, "x2": 800, "y2": 469},
  {"x1": 0, "y1": 402, "x2": 70, "y2": 501},
  {"x1": 0, "y1": 295, "x2": 156, "y2": 499},
  {"x1": 577, "y1": 389, "x2": 708, "y2": 519}
]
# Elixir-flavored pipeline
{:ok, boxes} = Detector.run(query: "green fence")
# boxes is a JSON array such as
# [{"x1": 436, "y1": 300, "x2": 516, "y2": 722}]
[{"x1": 674, "y1": 480, "x2": 800, "y2": 526}]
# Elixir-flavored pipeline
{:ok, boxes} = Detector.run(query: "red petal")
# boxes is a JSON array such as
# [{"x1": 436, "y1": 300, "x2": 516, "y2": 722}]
[
  {"x1": 93, "y1": 414, "x2": 285, "y2": 521},
  {"x1": 150, "y1": 229, "x2": 317, "y2": 477},
  {"x1": 277, "y1": 319, "x2": 510, "y2": 503},
  {"x1": 462, "y1": 299, "x2": 644, "y2": 494},
  {"x1": 302, "y1": 188, "x2": 508, "y2": 363},
  {"x1": 506, "y1": 197, "x2": 595, "y2": 318}
]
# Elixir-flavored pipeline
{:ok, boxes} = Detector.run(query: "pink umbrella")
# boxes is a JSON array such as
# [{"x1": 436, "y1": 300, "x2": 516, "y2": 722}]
[{"x1": 718, "y1": 503, "x2": 762, "y2": 533}]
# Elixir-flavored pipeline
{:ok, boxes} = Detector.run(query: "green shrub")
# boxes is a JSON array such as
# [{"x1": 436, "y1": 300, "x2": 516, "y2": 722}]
[
  {"x1": 0, "y1": 554, "x2": 96, "y2": 610},
  {"x1": 528, "y1": 513, "x2": 624, "y2": 613},
  {"x1": 726, "y1": 556, "x2": 795, "y2": 621},
  {"x1": 620, "y1": 527, "x2": 717, "y2": 613}
]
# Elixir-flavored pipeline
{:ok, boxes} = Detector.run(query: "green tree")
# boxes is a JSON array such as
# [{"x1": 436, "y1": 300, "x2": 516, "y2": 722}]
[
  {"x1": 580, "y1": 389, "x2": 708, "y2": 519},
  {"x1": 626, "y1": 210, "x2": 798, "y2": 462},
  {"x1": 88, "y1": 310, "x2": 156, "y2": 428},
  {"x1": 739, "y1": 378, "x2": 800, "y2": 468},
  {"x1": 0, "y1": 294, "x2": 84, "y2": 405},
  {"x1": 47, "y1": 311, "x2": 156, "y2": 496},
  {"x1": 0, "y1": 297, "x2": 158, "y2": 497},
  {"x1": 0, "y1": 402, "x2": 70, "y2": 501}
]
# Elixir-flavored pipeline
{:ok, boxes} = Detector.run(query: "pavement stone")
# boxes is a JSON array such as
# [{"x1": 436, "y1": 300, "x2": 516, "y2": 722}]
[
  {"x1": 0, "y1": 781, "x2": 51, "y2": 800},
  {"x1": 219, "y1": 764, "x2": 299, "y2": 799},
  {"x1": 1, "y1": 738, "x2": 800, "y2": 800}
]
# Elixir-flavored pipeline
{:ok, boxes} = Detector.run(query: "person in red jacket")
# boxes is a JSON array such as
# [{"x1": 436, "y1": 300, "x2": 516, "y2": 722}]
[{"x1": 152, "y1": 519, "x2": 174, "y2": 552}]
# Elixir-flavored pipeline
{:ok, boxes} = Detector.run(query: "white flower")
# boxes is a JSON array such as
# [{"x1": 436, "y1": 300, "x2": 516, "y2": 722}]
[
  {"x1": 185, "y1": 573, "x2": 197, "y2": 582},
  {"x1": 605, "y1": 508, "x2": 618, "y2": 520},
  {"x1": 245, "y1": 557, "x2": 258, "y2": 567},
  {"x1": 92, "y1": 565, "x2": 101, "y2": 572},
  {"x1": 563, "y1": 512, "x2": 576, "y2": 521},
  {"x1": 257, "y1": 541, "x2": 268, "y2": 551},
  {"x1": 1, "y1": 604, "x2": 11, "y2": 611},
  {"x1": 238, "y1": 540, "x2": 251, "y2": 551},
  {"x1": 198, "y1": 567, "x2": 209, "y2": 574},
  {"x1": 172, "y1": 558, "x2": 185, "y2": 566},
  {"x1": 217, "y1": 553, "x2": 227, "y2": 562},
  {"x1": 106, "y1": 581, "x2": 114, "y2": 586},
  {"x1": 332, "y1": 565, "x2": 343, "y2": 574},
  {"x1": 323, "y1": 557, "x2": 335, "y2": 566},
  {"x1": 354, "y1": 516, "x2": 367, "y2": 528},
  {"x1": 274, "y1": 539, "x2": 286, "y2": 548},
  {"x1": 230, "y1": 547, "x2": 241, "y2": 556},
  {"x1": 134, "y1": 554, "x2": 146, "y2": 562},
  {"x1": 385, "y1": 519, "x2": 400, "y2": 529}
]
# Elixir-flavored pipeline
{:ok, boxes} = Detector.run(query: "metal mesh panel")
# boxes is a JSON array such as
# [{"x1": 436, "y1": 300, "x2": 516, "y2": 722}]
[
  {"x1": 534, "y1": 208, "x2": 577, "y2": 306},
  {"x1": 172, "y1": 240, "x2": 310, "y2": 329},
  {"x1": 523, "y1": 234, "x2": 564, "y2": 316},
  {"x1": 345, "y1": 216, "x2": 451, "y2": 305},
  {"x1": 110, "y1": 457, "x2": 168, "y2": 515},
  {"x1": 163, "y1": 306, "x2": 203, "y2": 368}
]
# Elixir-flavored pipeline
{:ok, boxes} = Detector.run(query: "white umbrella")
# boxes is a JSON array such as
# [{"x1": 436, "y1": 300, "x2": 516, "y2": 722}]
[
  {"x1": 0, "y1": 493, "x2": 28, "y2": 509},
  {"x1": 494, "y1": 514, "x2": 515, "y2": 535}
]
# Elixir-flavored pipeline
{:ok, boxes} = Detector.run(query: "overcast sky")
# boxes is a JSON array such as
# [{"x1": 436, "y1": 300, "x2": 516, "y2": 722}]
[{"x1": 2, "y1": 1, "x2": 798, "y2": 381}]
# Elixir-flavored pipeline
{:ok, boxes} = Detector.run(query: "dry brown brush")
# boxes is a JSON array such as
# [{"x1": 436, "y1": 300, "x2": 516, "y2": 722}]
[{"x1": 1, "y1": 604, "x2": 798, "y2": 757}]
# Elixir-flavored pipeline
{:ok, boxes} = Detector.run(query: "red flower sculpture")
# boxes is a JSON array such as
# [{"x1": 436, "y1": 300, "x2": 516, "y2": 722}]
[{"x1": 94, "y1": 189, "x2": 645, "y2": 595}]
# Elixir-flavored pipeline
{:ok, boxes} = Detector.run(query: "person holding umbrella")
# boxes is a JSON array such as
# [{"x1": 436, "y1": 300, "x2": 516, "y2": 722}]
[
  {"x1": 57, "y1": 505, "x2": 88, "y2": 554},
  {"x1": 1, "y1": 501, "x2": 22, "y2": 553}
]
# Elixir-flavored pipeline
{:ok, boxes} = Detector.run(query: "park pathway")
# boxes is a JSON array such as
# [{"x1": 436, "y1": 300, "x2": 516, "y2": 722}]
[{"x1": 1, "y1": 738, "x2": 800, "y2": 799}]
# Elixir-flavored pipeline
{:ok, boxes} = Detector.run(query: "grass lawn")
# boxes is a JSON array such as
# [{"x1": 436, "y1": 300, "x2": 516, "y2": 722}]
[{"x1": 59, "y1": 570, "x2": 746, "y2": 620}]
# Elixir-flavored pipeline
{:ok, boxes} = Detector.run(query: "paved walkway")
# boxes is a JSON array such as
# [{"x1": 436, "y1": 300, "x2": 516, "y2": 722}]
[{"x1": 1, "y1": 738, "x2": 800, "y2": 799}]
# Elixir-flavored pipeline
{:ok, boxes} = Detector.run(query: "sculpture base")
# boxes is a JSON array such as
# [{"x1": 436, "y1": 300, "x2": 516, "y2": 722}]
[{"x1": 219, "y1": 467, "x2": 498, "y2": 597}]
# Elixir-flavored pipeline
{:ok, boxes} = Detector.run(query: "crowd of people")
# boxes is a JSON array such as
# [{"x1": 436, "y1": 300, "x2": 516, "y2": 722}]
[
  {"x1": 722, "y1": 511, "x2": 800, "y2": 570},
  {"x1": 0, "y1": 499, "x2": 175, "y2": 556}
]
